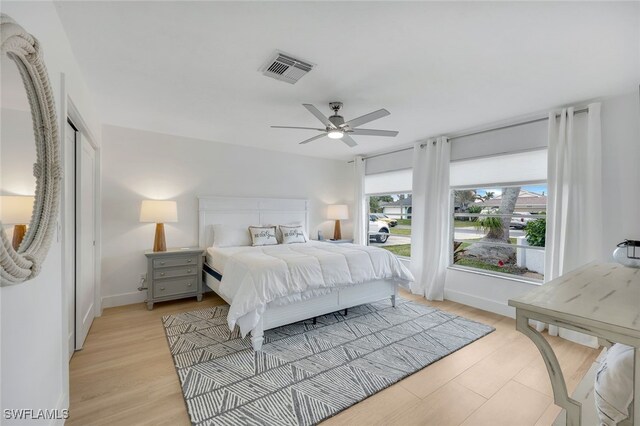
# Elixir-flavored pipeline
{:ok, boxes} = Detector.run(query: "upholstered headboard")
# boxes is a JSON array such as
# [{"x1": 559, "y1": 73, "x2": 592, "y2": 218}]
[{"x1": 198, "y1": 196, "x2": 309, "y2": 248}]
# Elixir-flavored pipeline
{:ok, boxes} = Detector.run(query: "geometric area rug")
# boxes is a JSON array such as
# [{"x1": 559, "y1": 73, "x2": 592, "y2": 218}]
[{"x1": 162, "y1": 298, "x2": 494, "y2": 426}]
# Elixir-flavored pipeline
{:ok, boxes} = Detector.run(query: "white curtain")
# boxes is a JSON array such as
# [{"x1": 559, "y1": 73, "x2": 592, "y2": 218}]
[
  {"x1": 542, "y1": 103, "x2": 602, "y2": 347},
  {"x1": 352, "y1": 156, "x2": 367, "y2": 246},
  {"x1": 410, "y1": 137, "x2": 450, "y2": 300}
]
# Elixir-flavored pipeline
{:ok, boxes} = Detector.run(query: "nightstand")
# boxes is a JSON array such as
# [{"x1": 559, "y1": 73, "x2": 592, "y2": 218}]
[
  {"x1": 144, "y1": 247, "x2": 204, "y2": 310},
  {"x1": 325, "y1": 239, "x2": 354, "y2": 244}
]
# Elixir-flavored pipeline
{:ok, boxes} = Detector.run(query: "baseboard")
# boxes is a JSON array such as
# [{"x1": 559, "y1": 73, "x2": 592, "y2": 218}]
[
  {"x1": 444, "y1": 289, "x2": 515, "y2": 318},
  {"x1": 52, "y1": 391, "x2": 69, "y2": 426},
  {"x1": 101, "y1": 291, "x2": 145, "y2": 309}
]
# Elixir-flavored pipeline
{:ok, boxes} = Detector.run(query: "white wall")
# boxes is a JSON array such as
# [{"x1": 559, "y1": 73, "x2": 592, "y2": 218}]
[
  {"x1": 445, "y1": 92, "x2": 640, "y2": 316},
  {"x1": 100, "y1": 125, "x2": 354, "y2": 308},
  {"x1": 0, "y1": 1, "x2": 101, "y2": 423}
]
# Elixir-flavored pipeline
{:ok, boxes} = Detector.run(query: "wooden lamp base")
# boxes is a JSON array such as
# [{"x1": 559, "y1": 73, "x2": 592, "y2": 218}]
[
  {"x1": 333, "y1": 220, "x2": 342, "y2": 240},
  {"x1": 12, "y1": 224, "x2": 27, "y2": 251},
  {"x1": 153, "y1": 223, "x2": 167, "y2": 252}
]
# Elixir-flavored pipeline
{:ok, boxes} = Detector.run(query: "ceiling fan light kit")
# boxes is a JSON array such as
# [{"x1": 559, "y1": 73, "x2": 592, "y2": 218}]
[
  {"x1": 271, "y1": 102, "x2": 399, "y2": 148},
  {"x1": 327, "y1": 130, "x2": 344, "y2": 139}
]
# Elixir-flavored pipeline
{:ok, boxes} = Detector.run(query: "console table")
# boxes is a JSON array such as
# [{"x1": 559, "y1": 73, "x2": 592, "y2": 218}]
[{"x1": 508, "y1": 262, "x2": 639, "y2": 426}]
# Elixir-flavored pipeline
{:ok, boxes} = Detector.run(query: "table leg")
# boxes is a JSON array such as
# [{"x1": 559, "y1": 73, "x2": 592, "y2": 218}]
[
  {"x1": 516, "y1": 313, "x2": 581, "y2": 426},
  {"x1": 634, "y1": 348, "x2": 639, "y2": 425}
]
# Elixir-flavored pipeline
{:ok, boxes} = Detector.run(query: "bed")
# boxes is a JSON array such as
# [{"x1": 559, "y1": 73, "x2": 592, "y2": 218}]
[{"x1": 198, "y1": 196, "x2": 414, "y2": 350}]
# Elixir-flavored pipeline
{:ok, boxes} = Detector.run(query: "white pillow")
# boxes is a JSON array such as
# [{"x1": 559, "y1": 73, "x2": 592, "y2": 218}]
[
  {"x1": 212, "y1": 224, "x2": 251, "y2": 248},
  {"x1": 595, "y1": 343, "x2": 633, "y2": 426},
  {"x1": 280, "y1": 225, "x2": 307, "y2": 244},
  {"x1": 248, "y1": 226, "x2": 278, "y2": 246}
]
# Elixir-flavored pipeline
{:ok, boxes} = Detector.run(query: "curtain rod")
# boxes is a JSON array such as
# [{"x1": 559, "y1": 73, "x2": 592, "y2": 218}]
[{"x1": 348, "y1": 107, "x2": 589, "y2": 163}]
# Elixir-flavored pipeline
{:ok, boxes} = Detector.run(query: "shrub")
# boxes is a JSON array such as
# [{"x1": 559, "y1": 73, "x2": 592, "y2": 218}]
[
  {"x1": 477, "y1": 216, "x2": 502, "y2": 232},
  {"x1": 467, "y1": 205, "x2": 482, "y2": 222},
  {"x1": 525, "y1": 218, "x2": 546, "y2": 247}
]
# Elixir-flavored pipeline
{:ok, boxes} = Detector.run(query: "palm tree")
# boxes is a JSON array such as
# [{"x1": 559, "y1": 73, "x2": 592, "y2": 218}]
[
  {"x1": 484, "y1": 187, "x2": 520, "y2": 242},
  {"x1": 483, "y1": 191, "x2": 495, "y2": 201},
  {"x1": 454, "y1": 190, "x2": 478, "y2": 210},
  {"x1": 465, "y1": 187, "x2": 521, "y2": 263}
]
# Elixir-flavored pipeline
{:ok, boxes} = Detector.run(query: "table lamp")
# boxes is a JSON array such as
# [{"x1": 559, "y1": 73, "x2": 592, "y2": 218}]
[
  {"x1": 140, "y1": 200, "x2": 178, "y2": 252},
  {"x1": 0, "y1": 195, "x2": 35, "y2": 250},
  {"x1": 327, "y1": 204, "x2": 348, "y2": 240}
]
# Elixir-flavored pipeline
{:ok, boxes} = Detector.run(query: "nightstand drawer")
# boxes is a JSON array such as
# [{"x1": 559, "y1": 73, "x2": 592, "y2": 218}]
[
  {"x1": 153, "y1": 277, "x2": 197, "y2": 298},
  {"x1": 153, "y1": 256, "x2": 198, "y2": 268},
  {"x1": 153, "y1": 266, "x2": 197, "y2": 279}
]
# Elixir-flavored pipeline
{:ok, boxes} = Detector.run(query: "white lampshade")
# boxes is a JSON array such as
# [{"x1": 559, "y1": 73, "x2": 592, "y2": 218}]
[
  {"x1": 0, "y1": 195, "x2": 35, "y2": 225},
  {"x1": 327, "y1": 204, "x2": 349, "y2": 220},
  {"x1": 139, "y1": 200, "x2": 178, "y2": 223}
]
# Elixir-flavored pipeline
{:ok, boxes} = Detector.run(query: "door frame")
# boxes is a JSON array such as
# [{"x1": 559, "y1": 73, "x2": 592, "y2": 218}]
[{"x1": 63, "y1": 97, "x2": 102, "y2": 353}]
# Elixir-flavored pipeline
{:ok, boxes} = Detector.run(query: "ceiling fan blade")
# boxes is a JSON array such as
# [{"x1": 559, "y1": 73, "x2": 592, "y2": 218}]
[
  {"x1": 341, "y1": 134, "x2": 358, "y2": 147},
  {"x1": 299, "y1": 133, "x2": 327, "y2": 145},
  {"x1": 271, "y1": 126, "x2": 326, "y2": 131},
  {"x1": 350, "y1": 128, "x2": 399, "y2": 137},
  {"x1": 303, "y1": 104, "x2": 335, "y2": 128},
  {"x1": 343, "y1": 109, "x2": 390, "y2": 129}
]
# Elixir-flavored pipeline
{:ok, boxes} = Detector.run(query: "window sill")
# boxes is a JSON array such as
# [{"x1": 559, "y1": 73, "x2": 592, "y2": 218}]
[{"x1": 447, "y1": 265, "x2": 543, "y2": 286}]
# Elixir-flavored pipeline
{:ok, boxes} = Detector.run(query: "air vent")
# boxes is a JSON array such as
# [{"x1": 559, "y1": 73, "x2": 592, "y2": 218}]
[{"x1": 260, "y1": 51, "x2": 315, "y2": 84}]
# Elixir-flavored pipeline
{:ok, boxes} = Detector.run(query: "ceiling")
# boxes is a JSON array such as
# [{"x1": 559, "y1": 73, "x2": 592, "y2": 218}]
[{"x1": 54, "y1": 1, "x2": 639, "y2": 161}]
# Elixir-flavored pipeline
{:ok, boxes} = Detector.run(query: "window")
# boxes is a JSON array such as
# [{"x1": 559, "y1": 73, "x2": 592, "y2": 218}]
[
  {"x1": 364, "y1": 165, "x2": 412, "y2": 259},
  {"x1": 368, "y1": 193, "x2": 412, "y2": 258},
  {"x1": 451, "y1": 184, "x2": 547, "y2": 282}
]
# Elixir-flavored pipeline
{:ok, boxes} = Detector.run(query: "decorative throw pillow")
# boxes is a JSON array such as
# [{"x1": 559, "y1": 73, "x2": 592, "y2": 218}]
[
  {"x1": 264, "y1": 222, "x2": 309, "y2": 243},
  {"x1": 595, "y1": 343, "x2": 633, "y2": 426},
  {"x1": 280, "y1": 225, "x2": 307, "y2": 244},
  {"x1": 212, "y1": 224, "x2": 251, "y2": 247},
  {"x1": 248, "y1": 226, "x2": 278, "y2": 246}
]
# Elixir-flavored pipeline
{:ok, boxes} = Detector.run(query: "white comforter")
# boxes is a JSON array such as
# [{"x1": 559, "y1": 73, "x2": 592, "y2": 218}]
[{"x1": 218, "y1": 241, "x2": 414, "y2": 336}]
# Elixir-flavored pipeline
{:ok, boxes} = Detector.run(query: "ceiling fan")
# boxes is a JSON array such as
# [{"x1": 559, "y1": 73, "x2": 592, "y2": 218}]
[{"x1": 271, "y1": 102, "x2": 399, "y2": 147}]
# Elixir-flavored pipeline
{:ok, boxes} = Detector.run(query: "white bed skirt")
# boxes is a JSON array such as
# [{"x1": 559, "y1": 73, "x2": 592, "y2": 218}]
[{"x1": 204, "y1": 266, "x2": 398, "y2": 350}]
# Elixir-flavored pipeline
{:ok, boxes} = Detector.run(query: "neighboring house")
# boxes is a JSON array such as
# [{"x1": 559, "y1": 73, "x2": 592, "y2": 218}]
[
  {"x1": 380, "y1": 195, "x2": 412, "y2": 219},
  {"x1": 479, "y1": 189, "x2": 547, "y2": 213}
]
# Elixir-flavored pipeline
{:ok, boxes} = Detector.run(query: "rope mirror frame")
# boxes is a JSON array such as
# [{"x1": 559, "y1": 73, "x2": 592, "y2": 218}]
[{"x1": 1, "y1": 14, "x2": 62, "y2": 285}]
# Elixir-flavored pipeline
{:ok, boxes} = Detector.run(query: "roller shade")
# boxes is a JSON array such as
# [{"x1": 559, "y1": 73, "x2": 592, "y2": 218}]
[
  {"x1": 365, "y1": 169, "x2": 413, "y2": 195},
  {"x1": 451, "y1": 119, "x2": 547, "y2": 161},
  {"x1": 365, "y1": 148, "x2": 413, "y2": 175},
  {"x1": 450, "y1": 149, "x2": 547, "y2": 188}
]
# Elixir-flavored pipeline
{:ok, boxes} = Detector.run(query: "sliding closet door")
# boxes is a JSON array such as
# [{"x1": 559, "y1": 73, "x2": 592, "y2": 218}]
[{"x1": 75, "y1": 134, "x2": 97, "y2": 349}]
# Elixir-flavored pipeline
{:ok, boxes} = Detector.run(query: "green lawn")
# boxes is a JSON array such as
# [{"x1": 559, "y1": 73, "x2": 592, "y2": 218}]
[
  {"x1": 454, "y1": 220, "x2": 478, "y2": 228},
  {"x1": 390, "y1": 227, "x2": 411, "y2": 236},
  {"x1": 396, "y1": 219, "x2": 411, "y2": 226},
  {"x1": 459, "y1": 237, "x2": 517, "y2": 249},
  {"x1": 454, "y1": 258, "x2": 507, "y2": 273},
  {"x1": 381, "y1": 244, "x2": 411, "y2": 257}
]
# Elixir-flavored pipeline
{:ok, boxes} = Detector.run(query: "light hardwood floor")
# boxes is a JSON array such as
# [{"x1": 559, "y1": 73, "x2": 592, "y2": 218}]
[{"x1": 68, "y1": 289, "x2": 599, "y2": 426}]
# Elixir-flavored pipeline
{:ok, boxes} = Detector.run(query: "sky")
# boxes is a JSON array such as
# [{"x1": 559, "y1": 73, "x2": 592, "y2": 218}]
[{"x1": 476, "y1": 184, "x2": 547, "y2": 197}]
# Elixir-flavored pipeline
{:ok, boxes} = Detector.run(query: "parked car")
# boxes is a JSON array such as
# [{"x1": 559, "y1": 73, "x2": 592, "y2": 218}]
[
  {"x1": 371, "y1": 213, "x2": 397, "y2": 227},
  {"x1": 510, "y1": 212, "x2": 535, "y2": 229},
  {"x1": 368, "y1": 215, "x2": 390, "y2": 243}
]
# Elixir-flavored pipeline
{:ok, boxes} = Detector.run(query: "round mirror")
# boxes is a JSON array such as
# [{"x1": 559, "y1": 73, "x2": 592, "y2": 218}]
[
  {"x1": 0, "y1": 14, "x2": 62, "y2": 285},
  {"x1": 1, "y1": 52, "x2": 36, "y2": 252}
]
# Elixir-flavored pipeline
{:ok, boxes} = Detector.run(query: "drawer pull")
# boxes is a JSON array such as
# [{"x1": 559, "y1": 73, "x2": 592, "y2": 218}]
[
  {"x1": 187, "y1": 282, "x2": 192, "y2": 287},
  {"x1": 160, "y1": 272, "x2": 165, "y2": 276},
  {"x1": 187, "y1": 269, "x2": 192, "y2": 273},
  {"x1": 160, "y1": 261, "x2": 166, "y2": 266},
  {"x1": 160, "y1": 287, "x2": 165, "y2": 291},
  {"x1": 187, "y1": 259, "x2": 192, "y2": 263}
]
